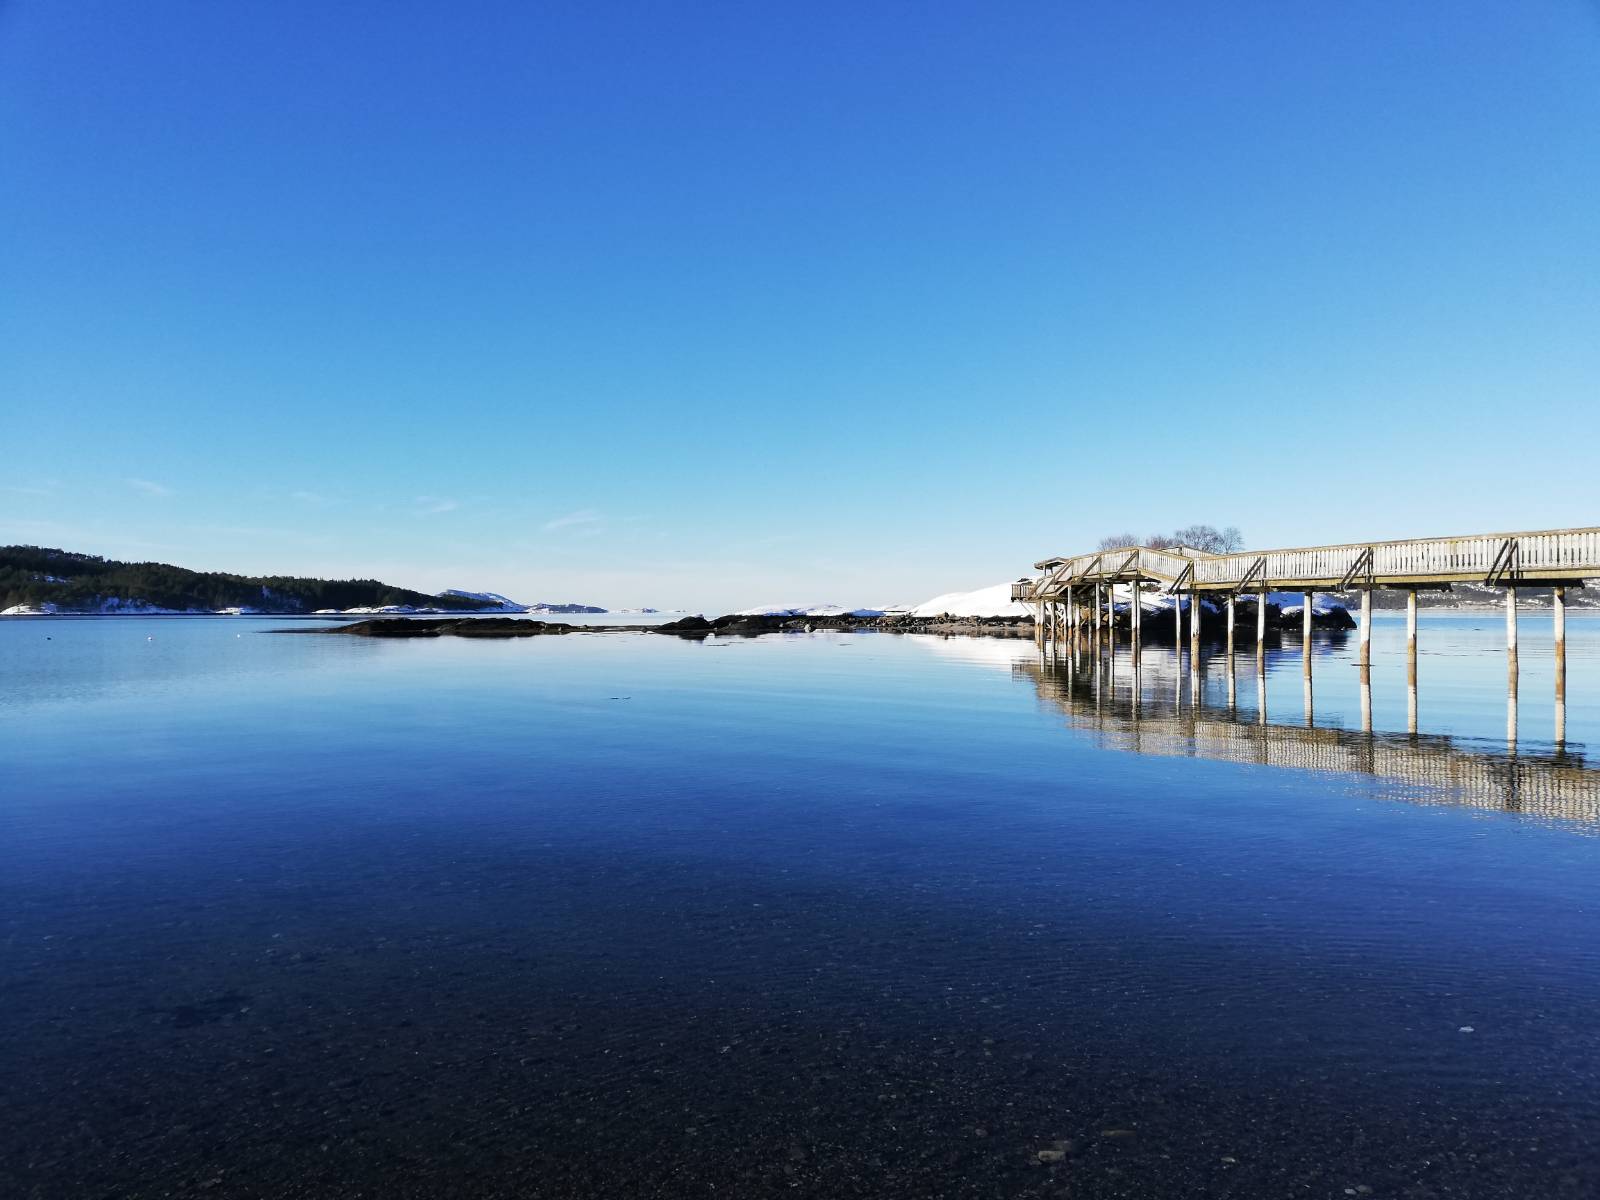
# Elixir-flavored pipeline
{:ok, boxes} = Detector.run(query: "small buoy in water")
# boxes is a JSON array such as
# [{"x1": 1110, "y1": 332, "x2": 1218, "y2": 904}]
[{"x1": 147, "y1": 636, "x2": 154, "y2": 641}]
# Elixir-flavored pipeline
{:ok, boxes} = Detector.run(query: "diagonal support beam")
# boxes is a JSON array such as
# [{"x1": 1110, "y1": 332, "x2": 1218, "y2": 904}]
[{"x1": 1337, "y1": 547, "x2": 1374, "y2": 592}]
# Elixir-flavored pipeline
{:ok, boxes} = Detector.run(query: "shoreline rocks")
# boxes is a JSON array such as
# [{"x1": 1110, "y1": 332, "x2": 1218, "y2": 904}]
[
  {"x1": 303, "y1": 600, "x2": 1356, "y2": 642},
  {"x1": 307, "y1": 617, "x2": 576, "y2": 638}
]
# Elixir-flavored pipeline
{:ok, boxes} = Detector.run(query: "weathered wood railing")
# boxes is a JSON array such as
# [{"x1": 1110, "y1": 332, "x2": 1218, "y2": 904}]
[{"x1": 1016, "y1": 527, "x2": 1600, "y2": 600}]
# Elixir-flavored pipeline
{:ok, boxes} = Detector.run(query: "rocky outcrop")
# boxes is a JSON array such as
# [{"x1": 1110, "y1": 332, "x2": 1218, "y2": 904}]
[{"x1": 318, "y1": 617, "x2": 575, "y2": 638}]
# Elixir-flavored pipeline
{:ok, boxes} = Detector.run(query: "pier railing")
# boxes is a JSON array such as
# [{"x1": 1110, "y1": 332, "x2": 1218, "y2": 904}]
[{"x1": 1022, "y1": 526, "x2": 1600, "y2": 598}]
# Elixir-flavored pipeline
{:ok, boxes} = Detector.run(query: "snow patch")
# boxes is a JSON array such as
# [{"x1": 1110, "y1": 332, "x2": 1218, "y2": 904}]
[
  {"x1": 735, "y1": 604, "x2": 886, "y2": 618},
  {"x1": 439, "y1": 588, "x2": 527, "y2": 612},
  {"x1": 909, "y1": 582, "x2": 1032, "y2": 619}
]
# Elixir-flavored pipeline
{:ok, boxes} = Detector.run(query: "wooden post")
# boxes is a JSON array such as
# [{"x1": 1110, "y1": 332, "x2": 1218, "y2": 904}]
[
  {"x1": 1131, "y1": 582, "x2": 1141, "y2": 665},
  {"x1": 1506, "y1": 587, "x2": 1518, "y2": 746},
  {"x1": 1067, "y1": 588, "x2": 1077, "y2": 646},
  {"x1": 1358, "y1": 589, "x2": 1373, "y2": 733},
  {"x1": 1255, "y1": 587, "x2": 1267, "y2": 723},
  {"x1": 1406, "y1": 589, "x2": 1418, "y2": 736},
  {"x1": 1174, "y1": 592, "x2": 1182, "y2": 651},
  {"x1": 1189, "y1": 585, "x2": 1202, "y2": 663},
  {"x1": 1094, "y1": 583, "x2": 1102, "y2": 642},
  {"x1": 1555, "y1": 585, "x2": 1567, "y2": 746},
  {"x1": 1302, "y1": 590, "x2": 1313, "y2": 725},
  {"x1": 1359, "y1": 588, "x2": 1372, "y2": 669},
  {"x1": 1189, "y1": 585, "x2": 1202, "y2": 705},
  {"x1": 1225, "y1": 592, "x2": 1237, "y2": 710}
]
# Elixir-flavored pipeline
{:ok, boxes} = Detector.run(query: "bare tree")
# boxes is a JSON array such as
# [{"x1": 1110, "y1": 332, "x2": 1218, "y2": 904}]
[
  {"x1": 1168, "y1": 524, "x2": 1245, "y2": 554},
  {"x1": 1096, "y1": 532, "x2": 1144, "y2": 551},
  {"x1": 1100, "y1": 526, "x2": 1247, "y2": 554}
]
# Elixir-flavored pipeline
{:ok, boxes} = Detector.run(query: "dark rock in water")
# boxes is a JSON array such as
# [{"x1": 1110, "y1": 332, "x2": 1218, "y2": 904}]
[
  {"x1": 320, "y1": 618, "x2": 572, "y2": 638},
  {"x1": 655, "y1": 615, "x2": 714, "y2": 633}
]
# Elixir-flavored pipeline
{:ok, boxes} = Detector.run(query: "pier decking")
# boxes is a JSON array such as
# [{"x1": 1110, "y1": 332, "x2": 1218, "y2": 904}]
[{"x1": 1013, "y1": 526, "x2": 1599, "y2": 747}]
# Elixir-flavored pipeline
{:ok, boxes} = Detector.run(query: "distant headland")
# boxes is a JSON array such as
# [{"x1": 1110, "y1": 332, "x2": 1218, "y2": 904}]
[{"x1": 0, "y1": 546, "x2": 609, "y2": 617}]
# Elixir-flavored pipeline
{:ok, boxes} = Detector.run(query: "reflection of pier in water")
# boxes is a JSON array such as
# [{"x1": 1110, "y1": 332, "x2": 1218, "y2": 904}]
[{"x1": 1018, "y1": 648, "x2": 1600, "y2": 826}]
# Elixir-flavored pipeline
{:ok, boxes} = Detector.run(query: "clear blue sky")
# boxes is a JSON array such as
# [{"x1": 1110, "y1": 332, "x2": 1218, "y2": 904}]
[{"x1": 3, "y1": 2, "x2": 1598, "y2": 610}]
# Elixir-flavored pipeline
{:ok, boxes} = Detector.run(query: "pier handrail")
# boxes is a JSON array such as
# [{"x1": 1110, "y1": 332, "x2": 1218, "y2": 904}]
[{"x1": 1030, "y1": 526, "x2": 1600, "y2": 594}]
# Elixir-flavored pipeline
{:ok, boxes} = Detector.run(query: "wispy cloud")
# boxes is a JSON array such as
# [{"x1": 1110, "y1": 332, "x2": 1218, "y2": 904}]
[
  {"x1": 4, "y1": 483, "x2": 57, "y2": 498},
  {"x1": 543, "y1": 508, "x2": 604, "y2": 533},
  {"x1": 290, "y1": 490, "x2": 326, "y2": 505},
  {"x1": 127, "y1": 478, "x2": 174, "y2": 498},
  {"x1": 415, "y1": 495, "x2": 461, "y2": 516}
]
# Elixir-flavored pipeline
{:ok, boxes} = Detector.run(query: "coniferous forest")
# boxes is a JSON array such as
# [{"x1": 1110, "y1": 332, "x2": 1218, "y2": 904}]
[{"x1": 0, "y1": 546, "x2": 496, "y2": 613}]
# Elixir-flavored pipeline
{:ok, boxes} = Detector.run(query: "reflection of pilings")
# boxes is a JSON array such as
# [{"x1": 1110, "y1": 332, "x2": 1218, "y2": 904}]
[
  {"x1": 1507, "y1": 588, "x2": 1519, "y2": 747},
  {"x1": 1019, "y1": 657, "x2": 1600, "y2": 824},
  {"x1": 1406, "y1": 589, "x2": 1419, "y2": 736},
  {"x1": 1556, "y1": 585, "x2": 1567, "y2": 746},
  {"x1": 1255, "y1": 649, "x2": 1266, "y2": 726},
  {"x1": 1174, "y1": 644, "x2": 1183, "y2": 711}
]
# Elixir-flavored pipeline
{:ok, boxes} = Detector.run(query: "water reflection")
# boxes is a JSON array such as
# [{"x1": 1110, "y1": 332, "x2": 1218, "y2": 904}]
[{"x1": 1022, "y1": 646, "x2": 1600, "y2": 826}]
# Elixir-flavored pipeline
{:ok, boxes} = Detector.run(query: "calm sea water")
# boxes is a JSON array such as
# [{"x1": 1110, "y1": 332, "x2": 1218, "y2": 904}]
[{"x1": 3, "y1": 614, "x2": 1600, "y2": 1199}]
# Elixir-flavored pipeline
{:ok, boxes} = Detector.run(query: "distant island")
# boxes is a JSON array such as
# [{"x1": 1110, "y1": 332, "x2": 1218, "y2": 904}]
[{"x1": 0, "y1": 546, "x2": 607, "y2": 617}]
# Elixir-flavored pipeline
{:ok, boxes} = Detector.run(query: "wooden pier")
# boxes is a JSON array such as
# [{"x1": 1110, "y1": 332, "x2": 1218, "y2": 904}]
[{"x1": 1012, "y1": 526, "x2": 1599, "y2": 745}]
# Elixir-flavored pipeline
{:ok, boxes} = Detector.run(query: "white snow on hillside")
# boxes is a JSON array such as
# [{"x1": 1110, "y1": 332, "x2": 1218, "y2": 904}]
[
  {"x1": 439, "y1": 589, "x2": 526, "y2": 612},
  {"x1": 909, "y1": 582, "x2": 1031, "y2": 619},
  {"x1": 736, "y1": 603, "x2": 886, "y2": 617}
]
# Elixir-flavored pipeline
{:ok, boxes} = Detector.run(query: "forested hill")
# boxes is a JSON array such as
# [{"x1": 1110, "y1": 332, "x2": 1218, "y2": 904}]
[{"x1": 0, "y1": 546, "x2": 499, "y2": 614}]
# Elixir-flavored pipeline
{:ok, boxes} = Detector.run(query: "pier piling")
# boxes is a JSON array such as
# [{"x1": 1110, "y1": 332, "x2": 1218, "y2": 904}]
[
  {"x1": 1506, "y1": 587, "x2": 1519, "y2": 747},
  {"x1": 1406, "y1": 590, "x2": 1418, "y2": 736},
  {"x1": 1555, "y1": 585, "x2": 1567, "y2": 746},
  {"x1": 1189, "y1": 585, "x2": 1202, "y2": 703},
  {"x1": 1131, "y1": 583, "x2": 1142, "y2": 665},
  {"x1": 1302, "y1": 591, "x2": 1313, "y2": 724}
]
